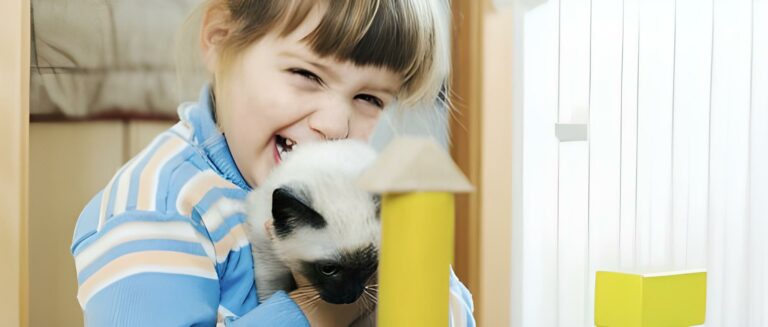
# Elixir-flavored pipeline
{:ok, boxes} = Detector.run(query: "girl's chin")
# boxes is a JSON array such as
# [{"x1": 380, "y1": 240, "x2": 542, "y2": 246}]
[{"x1": 243, "y1": 160, "x2": 268, "y2": 188}]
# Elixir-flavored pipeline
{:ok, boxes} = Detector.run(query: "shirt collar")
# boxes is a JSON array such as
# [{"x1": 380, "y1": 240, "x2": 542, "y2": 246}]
[{"x1": 183, "y1": 84, "x2": 252, "y2": 191}]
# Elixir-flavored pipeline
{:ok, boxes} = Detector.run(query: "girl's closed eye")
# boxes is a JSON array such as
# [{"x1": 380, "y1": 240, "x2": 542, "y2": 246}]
[
  {"x1": 289, "y1": 66, "x2": 387, "y2": 109},
  {"x1": 355, "y1": 94, "x2": 384, "y2": 109},
  {"x1": 289, "y1": 68, "x2": 324, "y2": 86}
]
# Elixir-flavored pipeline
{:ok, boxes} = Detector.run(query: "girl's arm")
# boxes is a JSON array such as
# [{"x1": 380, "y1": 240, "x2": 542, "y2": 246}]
[
  {"x1": 72, "y1": 195, "x2": 223, "y2": 326},
  {"x1": 228, "y1": 269, "x2": 475, "y2": 327},
  {"x1": 73, "y1": 192, "x2": 310, "y2": 326},
  {"x1": 228, "y1": 266, "x2": 368, "y2": 326},
  {"x1": 224, "y1": 290, "x2": 309, "y2": 326}
]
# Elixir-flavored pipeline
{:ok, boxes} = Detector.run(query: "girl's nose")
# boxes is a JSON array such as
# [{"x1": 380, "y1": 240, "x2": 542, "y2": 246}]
[{"x1": 308, "y1": 96, "x2": 352, "y2": 140}]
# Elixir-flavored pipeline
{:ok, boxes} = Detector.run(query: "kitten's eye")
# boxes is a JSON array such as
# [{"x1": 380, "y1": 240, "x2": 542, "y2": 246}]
[
  {"x1": 289, "y1": 68, "x2": 323, "y2": 85},
  {"x1": 316, "y1": 263, "x2": 340, "y2": 276}
]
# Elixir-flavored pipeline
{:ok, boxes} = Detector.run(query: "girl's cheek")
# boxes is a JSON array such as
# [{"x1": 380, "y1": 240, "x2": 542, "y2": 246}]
[{"x1": 349, "y1": 115, "x2": 379, "y2": 140}]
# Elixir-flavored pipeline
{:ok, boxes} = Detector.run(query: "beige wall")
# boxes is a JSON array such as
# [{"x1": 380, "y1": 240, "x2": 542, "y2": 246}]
[
  {"x1": 479, "y1": 4, "x2": 515, "y2": 327},
  {"x1": 0, "y1": 0, "x2": 30, "y2": 326},
  {"x1": 29, "y1": 120, "x2": 173, "y2": 326}
]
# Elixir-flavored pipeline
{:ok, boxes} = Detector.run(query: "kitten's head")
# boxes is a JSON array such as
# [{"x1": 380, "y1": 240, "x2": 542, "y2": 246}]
[
  {"x1": 261, "y1": 140, "x2": 381, "y2": 304},
  {"x1": 270, "y1": 185, "x2": 379, "y2": 304}
]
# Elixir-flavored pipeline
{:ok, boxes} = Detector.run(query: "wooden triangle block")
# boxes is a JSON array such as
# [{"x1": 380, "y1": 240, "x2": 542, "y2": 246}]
[{"x1": 357, "y1": 136, "x2": 474, "y2": 193}]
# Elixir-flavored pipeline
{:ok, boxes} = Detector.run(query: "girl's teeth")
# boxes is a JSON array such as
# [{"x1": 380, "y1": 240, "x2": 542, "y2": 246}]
[{"x1": 276, "y1": 136, "x2": 297, "y2": 161}]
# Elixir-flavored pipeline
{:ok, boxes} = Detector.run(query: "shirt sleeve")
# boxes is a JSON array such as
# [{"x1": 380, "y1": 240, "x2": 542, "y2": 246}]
[
  {"x1": 72, "y1": 210, "x2": 222, "y2": 326},
  {"x1": 228, "y1": 269, "x2": 473, "y2": 327},
  {"x1": 449, "y1": 267, "x2": 477, "y2": 327},
  {"x1": 224, "y1": 291, "x2": 310, "y2": 327}
]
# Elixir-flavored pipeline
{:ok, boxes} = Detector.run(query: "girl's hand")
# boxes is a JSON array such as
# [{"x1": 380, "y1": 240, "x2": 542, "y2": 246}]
[{"x1": 289, "y1": 271, "x2": 372, "y2": 327}]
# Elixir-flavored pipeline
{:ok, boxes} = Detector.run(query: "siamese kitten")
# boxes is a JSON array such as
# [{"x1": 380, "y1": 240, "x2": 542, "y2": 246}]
[{"x1": 244, "y1": 139, "x2": 381, "y2": 309}]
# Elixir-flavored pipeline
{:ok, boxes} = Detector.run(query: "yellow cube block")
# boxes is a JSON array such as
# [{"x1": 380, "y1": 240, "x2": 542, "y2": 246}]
[{"x1": 595, "y1": 270, "x2": 707, "y2": 327}]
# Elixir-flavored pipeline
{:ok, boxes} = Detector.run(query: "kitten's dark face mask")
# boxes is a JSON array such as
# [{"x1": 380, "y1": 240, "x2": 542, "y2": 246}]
[{"x1": 300, "y1": 246, "x2": 378, "y2": 304}]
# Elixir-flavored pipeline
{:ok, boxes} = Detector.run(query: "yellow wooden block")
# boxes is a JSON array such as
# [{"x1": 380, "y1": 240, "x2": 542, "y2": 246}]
[
  {"x1": 595, "y1": 270, "x2": 707, "y2": 327},
  {"x1": 377, "y1": 192, "x2": 454, "y2": 327},
  {"x1": 356, "y1": 136, "x2": 472, "y2": 326}
]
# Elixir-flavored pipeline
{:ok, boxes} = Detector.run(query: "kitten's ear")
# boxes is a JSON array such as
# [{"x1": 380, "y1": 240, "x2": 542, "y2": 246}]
[{"x1": 271, "y1": 187, "x2": 327, "y2": 238}]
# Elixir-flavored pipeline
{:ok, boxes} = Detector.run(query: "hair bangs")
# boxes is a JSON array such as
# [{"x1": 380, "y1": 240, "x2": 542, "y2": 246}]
[
  {"x1": 225, "y1": 0, "x2": 313, "y2": 52},
  {"x1": 300, "y1": 1, "x2": 438, "y2": 107},
  {"x1": 304, "y1": 1, "x2": 419, "y2": 71}
]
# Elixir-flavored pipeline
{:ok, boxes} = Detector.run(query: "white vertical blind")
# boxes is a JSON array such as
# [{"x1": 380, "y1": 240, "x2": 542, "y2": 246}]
[
  {"x1": 708, "y1": 0, "x2": 753, "y2": 325},
  {"x1": 674, "y1": 0, "x2": 713, "y2": 271},
  {"x1": 638, "y1": 0, "x2": 675, "y2": 269},
  {"x1": 588, "y1": 0, "x2": 623, "y2": 324},
  {"x1": 514, "y1": 0, "x2": 768, "y2": 325},
  {"x1": 618, "y1": 0, "x2": 639, "y2": 270}
]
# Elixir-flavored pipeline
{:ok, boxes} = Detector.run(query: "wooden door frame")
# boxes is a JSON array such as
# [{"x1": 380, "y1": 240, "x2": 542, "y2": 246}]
[
  {"x1": 451, "y1": 1, "x2": 514, "y2": 326},
  {"x1": 0, "y1": 0, "x2": 30, "y2": 326},
  {"x1": 450, "y1": 0, "x2": 483, "y2": 322}
]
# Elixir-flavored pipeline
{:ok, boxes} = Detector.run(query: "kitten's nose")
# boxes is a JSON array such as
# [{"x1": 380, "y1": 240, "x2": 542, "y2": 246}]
[
  {"x1": 326, "y1": 286, "x2": 364, "y2": 304},
  {"x1": 340, "y1": 291, "x2": 362, "y2": 304}
]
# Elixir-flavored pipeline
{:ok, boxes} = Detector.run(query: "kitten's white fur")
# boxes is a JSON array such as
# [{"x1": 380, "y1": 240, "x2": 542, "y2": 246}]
[{"x1": 244, "y1": 139, "x2": 381, "y2": 301}]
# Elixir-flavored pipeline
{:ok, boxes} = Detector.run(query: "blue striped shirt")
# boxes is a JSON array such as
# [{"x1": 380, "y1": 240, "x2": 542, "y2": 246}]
[{"x1": 72, "y1": 85, "x2": 475, "y2": 326}]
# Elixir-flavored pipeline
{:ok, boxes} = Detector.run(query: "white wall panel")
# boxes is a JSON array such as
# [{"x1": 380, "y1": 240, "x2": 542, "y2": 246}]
[
  {"x1": 749, "y1": 3, "x2": 768, "y2": 325},
  {"x1": 521, "y1": 2, "x2": 561, "y2": 325}
]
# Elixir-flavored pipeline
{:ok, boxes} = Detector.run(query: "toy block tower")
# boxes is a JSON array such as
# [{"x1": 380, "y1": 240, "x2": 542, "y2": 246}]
[{"x1": 357, "y1": 137, "x2": 473, "y2": 327}]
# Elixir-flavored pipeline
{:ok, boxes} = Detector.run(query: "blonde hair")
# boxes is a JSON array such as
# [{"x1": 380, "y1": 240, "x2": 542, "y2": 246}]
[{"x1": 177, "y1": 0, "x2": 451, "y2": 110}]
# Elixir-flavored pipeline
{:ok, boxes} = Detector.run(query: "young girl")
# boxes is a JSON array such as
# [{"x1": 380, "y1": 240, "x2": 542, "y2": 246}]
[{"x1": 71, "y1": 0, "x2": 475, "y2": 326}]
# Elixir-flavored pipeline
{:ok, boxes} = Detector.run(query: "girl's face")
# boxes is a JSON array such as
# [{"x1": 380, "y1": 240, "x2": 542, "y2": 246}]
[{"x1": 212, "y1": 11, "x2": 402, "y2": 187}]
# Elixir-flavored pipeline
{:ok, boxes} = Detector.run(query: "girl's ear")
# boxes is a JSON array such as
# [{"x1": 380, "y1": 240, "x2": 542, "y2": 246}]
[{"x1": 200, "y1": 3, "x2": 233, "y2": 73}]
